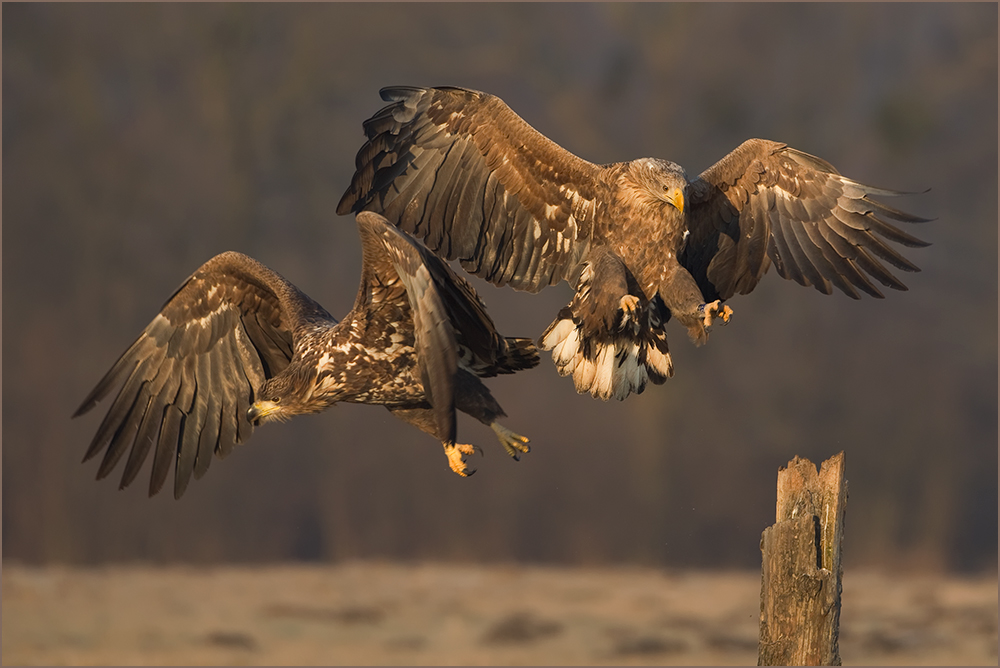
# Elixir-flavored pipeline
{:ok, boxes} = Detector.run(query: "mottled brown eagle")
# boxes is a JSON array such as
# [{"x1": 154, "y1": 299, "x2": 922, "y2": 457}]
[
  {"x1": 74, "y1": 211, "x2": 538, "y2": 499},
  {"x1": 337, "y1": 86, "x2": 929, "y2": 401}
]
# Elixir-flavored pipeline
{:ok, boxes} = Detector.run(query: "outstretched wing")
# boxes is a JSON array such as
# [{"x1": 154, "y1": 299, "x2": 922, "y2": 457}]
[
  {"x1": 684, "y1": 138, "x2": 930, "y2": 301},
  {"x1": 355, "y1": 211, "x2": 457, "y2": 445},
  {"x1": 74, "y1": 252, "x2": 328, "y2": 499},
  {"x1": 338, "y1": 86, "x2": 610, "y2": 293}
]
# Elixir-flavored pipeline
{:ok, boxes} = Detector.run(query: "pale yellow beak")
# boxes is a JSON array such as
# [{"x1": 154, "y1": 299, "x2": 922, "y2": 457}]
[
  {"x1": 247, "y1": 400, "x2": 281, "y2": 424},
  {"x1": 667, "y1": 187, "x2": 685, "y2": 214}
]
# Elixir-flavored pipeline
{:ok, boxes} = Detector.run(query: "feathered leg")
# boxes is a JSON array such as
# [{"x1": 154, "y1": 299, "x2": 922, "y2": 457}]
[
  {"x1": 453, "y1": 369, "x2": 530, "y2": 461},
  {"x1": 658, "y1": 263, "x2": 733, "y2": 345}
]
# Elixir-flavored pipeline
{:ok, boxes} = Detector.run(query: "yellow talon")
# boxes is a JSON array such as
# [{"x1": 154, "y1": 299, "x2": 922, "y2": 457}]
[
  {"x1": 619, "y1": 294, "x2": 640, "y2": 317},
  {"x1": 618, "y1": 295, "x2": 641, "y2": 331},
  {"x1": 444, "y1": 442, "x2": 480, "y2": 477},
  {"x1": 491, "y1": 422, "x2": 530, "y2": 460},
  {"x1": 700, "y1": 300, "x2": 733, "y2": 328}
]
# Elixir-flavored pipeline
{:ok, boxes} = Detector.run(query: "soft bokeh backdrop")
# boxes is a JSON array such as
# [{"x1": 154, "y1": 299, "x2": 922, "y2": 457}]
[{"x1": 4, "y1": 3, "x2": 996, "y2": 572}]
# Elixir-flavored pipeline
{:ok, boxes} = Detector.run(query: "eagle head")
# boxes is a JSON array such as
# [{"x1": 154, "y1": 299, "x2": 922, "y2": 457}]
[
  {"x1": 247, "y1": 398, "x2": 287, "y2": 425},
  {"x1": 625, "y1": 158, "x2": 688, "y2": 214},
  {"x1": 247, "y1": 374, "x2": 315, "y2": 425}
]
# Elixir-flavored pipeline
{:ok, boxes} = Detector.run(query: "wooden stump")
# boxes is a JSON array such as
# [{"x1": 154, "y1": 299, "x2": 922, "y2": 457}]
[{"x1": 758, "y1": 452, "x2": 848, "y2": 666}]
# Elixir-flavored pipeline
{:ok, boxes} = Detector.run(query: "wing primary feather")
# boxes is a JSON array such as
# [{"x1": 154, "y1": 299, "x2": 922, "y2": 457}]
[
  {"x1": 799, "y1": 223, "x2": 861, "y2": 298},
  {"x1": 110, "y1": 353, "x2": 177, "y2": 486},
  {"x1": 231, "y1": 316, "x2": 265, "y2": 445},
  {"x1": 73, "y1": 352, "x2": 140, "y2": 418},
  {"x1": 132, "y1": 359, "x2": 182, "y2": 493},
  {"x1": 162, "y1": 356, "x2": 198, "y2": 498},
  {"x1": 829, "y1": 209, "x2": 921, "y2": 272},
  {"x1": 175, "y1": 372, "x2": 208, "y2": 498},
  {"x1": 788, "y1": 222, "x2": 835, "y2": 295},
  {"x1": 118, "y1": 386, "x2": 166, "y2": 490},
  {"x1": 194, "y1": 399, "x2": 221, "y2": 481},
  {"x1": 94, "y1": 383, "x2": 152, "y2": 479},
  {"x1": 215, "y1": 331, "x2": 243, "y2": 459},
  {"x1": 862, "y1": 212, "x2": 931, "y2": 248},
  {"x1": 814, "y1": 224, "x2": 884, "y2": 297},
  {"x1": 83, "y1": 352, "x2": 157, "y2": 462},
  {"x1": 768, "y1": 211, "x2": 809, "y2": 286},
  {"x1": 851, "y1": 246, "x2": 907, "y2": 292},
  {"x1": 149, "y1": 405, "x2": 184, "y2": 497},
  {"x1": 192, "y1": 350, "x2": 220, "y2": 480}
]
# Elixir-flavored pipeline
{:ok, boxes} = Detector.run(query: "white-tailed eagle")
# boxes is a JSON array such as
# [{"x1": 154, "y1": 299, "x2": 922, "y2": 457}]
[
  {"x1": 74, "y1": 212, "x2": 538, "y2": 499},
  {"x1": 337, "y1": 86, "x2": 929, "y2": 401}
]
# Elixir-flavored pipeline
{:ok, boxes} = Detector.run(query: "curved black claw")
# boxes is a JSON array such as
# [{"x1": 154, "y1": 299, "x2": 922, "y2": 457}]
[{"x1": 698, "y1": 300, "x2": 733, "y2": 328}]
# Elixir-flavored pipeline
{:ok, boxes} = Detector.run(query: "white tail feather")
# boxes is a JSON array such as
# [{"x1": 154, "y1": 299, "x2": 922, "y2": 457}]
[
  {"x1": 615, "y1": 343, "x2": 647, "y2": 400},
  {"x1": 594, "y1": 345, "x2": 618, "y2": 400},
  {"x1": 543, "y1": 317, "x2": 670, "y2": 400},
  {"x1": 646, "y1": 343, "x2": 674, "y2": 379},
  {"x1": 541, "y1": 318, "x2": 574, "y2": 352},
  {"x1": 573, "y1": 353, "x2": 597, "y2": 392}
]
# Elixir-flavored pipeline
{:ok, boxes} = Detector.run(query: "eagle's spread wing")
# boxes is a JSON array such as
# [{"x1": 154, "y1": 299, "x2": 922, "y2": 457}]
[
  {"x1": 338, "y1": 86, "x2": 609, "y2": 293},
  {"x1": 356, "y1": 211, "x2": 458, "y2": 446},
  {"x1": 684, "y1": 138, "x2": 930, "y2": 301},
  {"x1": 73, "y1": 252, "x2": 327, "y2": 499}
]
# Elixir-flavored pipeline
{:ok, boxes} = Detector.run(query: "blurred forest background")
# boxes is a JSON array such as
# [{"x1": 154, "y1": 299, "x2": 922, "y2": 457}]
[{"x1": 3, "y1": 3, "x2": 996, "y2": 574}]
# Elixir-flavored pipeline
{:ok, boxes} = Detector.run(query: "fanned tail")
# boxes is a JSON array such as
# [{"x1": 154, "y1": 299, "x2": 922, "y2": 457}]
[{"x1": 540, "y1": 303, "x2": 673, "y2": 402}]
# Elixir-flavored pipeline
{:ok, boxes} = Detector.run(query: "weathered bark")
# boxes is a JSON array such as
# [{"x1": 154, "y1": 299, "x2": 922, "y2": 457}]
[{"x1": 758, "y1": 452, "x2": 847, "y2": 666}]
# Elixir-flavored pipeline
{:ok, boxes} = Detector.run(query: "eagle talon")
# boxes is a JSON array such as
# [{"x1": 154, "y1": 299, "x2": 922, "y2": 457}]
[
  {"x1": 699, "y1": 300, "x2": 733, "y2": 328},
  {"x1": 617, "y1": 294, "x2": 641, "y2": 331},
  {"x1": 444, "y1": 442, "x2": 480, "y2": 477},
  {"x1": 491, "y1": 422, "x2": 531, "y2": 461},
  {"x1": 618, "y1": 295, "x2": 640, "y2": 318}
]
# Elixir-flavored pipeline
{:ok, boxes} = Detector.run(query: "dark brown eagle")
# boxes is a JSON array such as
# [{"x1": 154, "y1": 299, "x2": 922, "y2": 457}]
[
  {"x1": 338, "y1": 86, "x2": 929, "y2": 401},
  {"x1": 74, "y1": 211, "x2": 538, "y2": 499}
]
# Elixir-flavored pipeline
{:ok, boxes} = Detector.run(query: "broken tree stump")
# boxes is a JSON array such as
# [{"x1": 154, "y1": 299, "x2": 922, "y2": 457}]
[{"x1": 758, "y1": 452, "x2": 848, "y2": 666}]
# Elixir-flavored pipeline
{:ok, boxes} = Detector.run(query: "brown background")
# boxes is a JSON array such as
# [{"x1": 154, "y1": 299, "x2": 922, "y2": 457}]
[{"x1": 3, "y1": 3, "x2": 997, "y2": 574}]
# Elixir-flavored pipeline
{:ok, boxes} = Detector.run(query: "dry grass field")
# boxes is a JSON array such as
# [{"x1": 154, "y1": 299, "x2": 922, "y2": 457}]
[{"x1": 3, "y1": 561, "x2": 995, "y2": 666}]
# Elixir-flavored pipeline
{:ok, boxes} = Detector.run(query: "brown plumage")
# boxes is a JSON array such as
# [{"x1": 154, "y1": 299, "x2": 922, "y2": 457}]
[
  {"x1": 338, "y1": 86, "x2": 930, "y2": 400},
  {"x1": 74, "y1": 211, "x2": 539, "y2": 499}
]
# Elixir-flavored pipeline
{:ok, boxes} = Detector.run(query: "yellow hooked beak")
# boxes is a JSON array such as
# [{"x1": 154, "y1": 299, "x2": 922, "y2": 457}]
[
  {"x1": 247, "y1": 400, "x2": 281, "y2": 424},
  {"x1": 666, "y1": 187, "x2": 685, "y2": 214}
]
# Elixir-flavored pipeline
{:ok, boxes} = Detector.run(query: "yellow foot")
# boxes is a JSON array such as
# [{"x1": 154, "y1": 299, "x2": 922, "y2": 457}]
[
  {"x1": 443, "y1": 442, "x2": 481, "y2": 477},
  {"x1": 491, "y1": 422, "x2": 530, "y2": 461},
  {"x1": 617, "y1": 294, "x2": 640, "y2": 330},
  {"x1": 699, "y1": 300, "x2": 733, "y2": 328},
  {"x1": 619, "y1": 294, "x2": 640, "y2": 317}
]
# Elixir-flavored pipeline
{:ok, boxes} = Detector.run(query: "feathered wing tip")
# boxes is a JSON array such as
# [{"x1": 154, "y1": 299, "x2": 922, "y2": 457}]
[{"x1": 539, "y1": 313, "x2": 674, "y2": 402}]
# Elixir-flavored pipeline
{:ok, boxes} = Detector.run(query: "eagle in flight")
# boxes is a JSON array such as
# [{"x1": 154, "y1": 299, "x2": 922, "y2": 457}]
[
  {"x1": 338, "y1": 86, "x2": 929, "y2": 401},
  {"x1": 74, "y1": 212, "x2": 538, "y2": 499}
]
